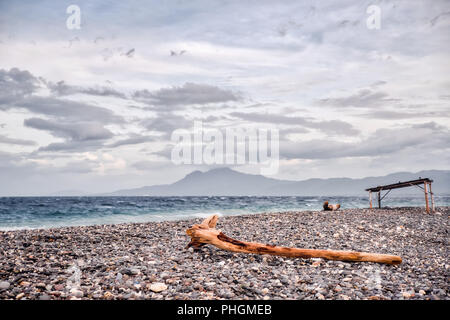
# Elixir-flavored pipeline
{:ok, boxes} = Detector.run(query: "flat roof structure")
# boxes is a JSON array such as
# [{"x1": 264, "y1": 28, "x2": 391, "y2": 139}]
[{"x1": 365, "y1": 178, "x2": 435, "y2": 213}]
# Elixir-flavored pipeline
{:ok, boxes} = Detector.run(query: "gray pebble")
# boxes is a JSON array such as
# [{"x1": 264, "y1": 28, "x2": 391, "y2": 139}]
[{"x1": 0, "y1": 281, "x2": 10, "y2": 290}]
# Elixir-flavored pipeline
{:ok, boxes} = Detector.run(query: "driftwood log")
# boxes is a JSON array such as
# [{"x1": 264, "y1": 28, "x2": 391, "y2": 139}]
[{"x1": 186, "y1": 215, "x2": 402, "y2": 265}]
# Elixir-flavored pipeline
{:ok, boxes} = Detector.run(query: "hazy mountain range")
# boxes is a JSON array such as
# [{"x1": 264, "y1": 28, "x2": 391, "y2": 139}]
[{"x1": 96, "y1": 168, "x2": 450, "y2": 196}]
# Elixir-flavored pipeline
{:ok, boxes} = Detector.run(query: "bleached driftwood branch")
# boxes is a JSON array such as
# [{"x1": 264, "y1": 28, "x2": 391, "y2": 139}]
[{"x1": 186, "y1": 215, "x2": 402, "y2": 265}]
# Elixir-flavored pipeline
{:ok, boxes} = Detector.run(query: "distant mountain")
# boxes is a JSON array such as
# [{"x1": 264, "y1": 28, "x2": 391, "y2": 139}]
[
  {"x1": 266, "y1": 170, "x2": 450, "y2": 196},
  {"x1": 102, "y1": 168, "x2": 450, "y2": 196}
]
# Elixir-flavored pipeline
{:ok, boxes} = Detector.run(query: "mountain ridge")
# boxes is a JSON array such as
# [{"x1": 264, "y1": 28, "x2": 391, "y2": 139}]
[{"x1": 99, "y1": 168, "x2": 450, "y2": 196}]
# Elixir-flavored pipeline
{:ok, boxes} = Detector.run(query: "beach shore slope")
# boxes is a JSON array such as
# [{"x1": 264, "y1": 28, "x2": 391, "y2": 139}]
[{"x1": 0, "y1": 207, "x2": 448, "y2": 300}]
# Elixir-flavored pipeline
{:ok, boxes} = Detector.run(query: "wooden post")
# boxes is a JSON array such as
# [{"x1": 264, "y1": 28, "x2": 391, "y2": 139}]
[
  {"x1": 424, "y1": 182, "x2": 430, "y2": 213},
  {"x1": 369, "y1": 191, "x2": 373, "y2": 209},
  {"x1": 378, "y1": 191, "x2": 381, "y2": 208},
  {"x1": 429, "y1": 182, "x2": 435, "y2": 212}
]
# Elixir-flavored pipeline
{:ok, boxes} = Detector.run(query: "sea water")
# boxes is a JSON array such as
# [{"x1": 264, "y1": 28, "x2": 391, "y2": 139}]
[{"x1": 0, "y1": 196, "x2": 448, "y2": 230}]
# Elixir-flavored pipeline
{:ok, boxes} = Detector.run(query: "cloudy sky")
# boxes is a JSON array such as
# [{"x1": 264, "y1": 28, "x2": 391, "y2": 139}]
[{"x1": 0, "y1": 0, "x2": 449, "y2": 195}]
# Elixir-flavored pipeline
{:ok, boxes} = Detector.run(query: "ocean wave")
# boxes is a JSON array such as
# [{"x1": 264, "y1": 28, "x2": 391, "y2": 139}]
[{"x1": 0, "y1": 196, "x2": 449, "y2": 230}]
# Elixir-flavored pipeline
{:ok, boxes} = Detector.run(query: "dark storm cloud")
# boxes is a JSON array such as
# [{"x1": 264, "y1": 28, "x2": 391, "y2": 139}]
[
  {"x1": 0, "y1": 69, "x2": 143, "y2": 153},
  {"x1": 230, "y1": 112, "x2": 360, "y2": 136},
  {"x1": 23, "y1": 117, "x2": 114, "y2": 153},
  {"x1": 17, "y1": 96, "x2": 124, "y2": 123},
  {"x1": 0, "y1": 68, "x2": 42, "y2": 105},
  {"x1": 48, "y1": 81, "x2": 127, "y2": 99},
  {"x1": 0, "y1": 68, "x2": 128, "y2": 153},
  {"x1": 0, "y1": 68, "x2": 125, "y2": 124},
  {"x1": 24, "y1": 118, "x2": 114, "y2": 141},
  {"x1": 133, "y1": 83, "x2": 239, "y2": 108}
]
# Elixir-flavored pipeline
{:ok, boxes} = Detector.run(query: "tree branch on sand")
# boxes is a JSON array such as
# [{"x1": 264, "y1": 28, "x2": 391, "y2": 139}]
[{"x1": 186, "y1": 214, "x2": 402, "y2": 265}]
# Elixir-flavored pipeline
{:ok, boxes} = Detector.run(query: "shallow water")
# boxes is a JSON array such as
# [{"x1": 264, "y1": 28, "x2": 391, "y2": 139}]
[{"x1": 0, "y1": 196, "x2": 448, "y2": 230}]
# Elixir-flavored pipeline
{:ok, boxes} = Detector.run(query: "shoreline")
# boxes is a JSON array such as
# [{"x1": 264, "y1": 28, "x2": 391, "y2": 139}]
[
  {"x1": 0, "y1": 207, "x2": 448, "y2": 300},
  {"x1": 1, "y1": 204, "x2": 449, "y2": 232}
]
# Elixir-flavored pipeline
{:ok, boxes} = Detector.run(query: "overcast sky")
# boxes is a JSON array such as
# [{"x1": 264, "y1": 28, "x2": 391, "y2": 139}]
[{"x1": 0, "y1": 0, "x2": 449, "y2": 195}]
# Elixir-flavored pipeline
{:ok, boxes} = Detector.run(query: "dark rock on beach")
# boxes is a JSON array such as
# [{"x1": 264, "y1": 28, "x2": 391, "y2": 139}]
[{"x1": 0, "y1": 207, "x2": 448, "y2": 300}]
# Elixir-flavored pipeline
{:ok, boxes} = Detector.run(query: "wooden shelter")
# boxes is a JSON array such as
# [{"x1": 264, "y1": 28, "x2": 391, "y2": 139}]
[{"x1": 365, "y1": 178, "x2": 435, "y2": 213}]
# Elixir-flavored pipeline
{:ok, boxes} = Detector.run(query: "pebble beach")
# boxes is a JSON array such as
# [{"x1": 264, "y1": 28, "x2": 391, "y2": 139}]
[{"x1": 0, "y1": 207, "x2": 448, "y2": 300}]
